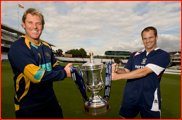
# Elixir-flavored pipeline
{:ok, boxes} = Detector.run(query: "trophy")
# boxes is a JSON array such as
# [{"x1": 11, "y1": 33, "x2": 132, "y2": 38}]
[{"x1": 81, "y1": 52, "x2": 111, "y2": 116}]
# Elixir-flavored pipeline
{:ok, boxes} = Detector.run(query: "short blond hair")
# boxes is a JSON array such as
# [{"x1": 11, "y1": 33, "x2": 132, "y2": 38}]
[{"x1": 22, "y1": 8, "x2": 45, "y2": 25}]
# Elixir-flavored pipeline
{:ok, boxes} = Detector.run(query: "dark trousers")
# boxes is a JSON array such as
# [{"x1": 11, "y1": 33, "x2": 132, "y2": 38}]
[{"x1": 15, "y1": 96, "x2": 63, "y2": 119}]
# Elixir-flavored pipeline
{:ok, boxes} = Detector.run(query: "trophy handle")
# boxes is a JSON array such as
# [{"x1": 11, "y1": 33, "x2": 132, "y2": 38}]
[{"x1": 73, "y1": 65, "x2": 82, "y2": 71}]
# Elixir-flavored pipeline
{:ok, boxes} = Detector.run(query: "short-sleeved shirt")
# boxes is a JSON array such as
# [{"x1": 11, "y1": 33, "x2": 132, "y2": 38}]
[{"x1": 123, "y1": 48, "x2": 170, "y2": 111}]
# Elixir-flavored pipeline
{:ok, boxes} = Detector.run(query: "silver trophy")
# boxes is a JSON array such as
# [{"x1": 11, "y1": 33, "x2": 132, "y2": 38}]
[{"x1": 81, "y1": 52, "x2": 110, "y2": 116}]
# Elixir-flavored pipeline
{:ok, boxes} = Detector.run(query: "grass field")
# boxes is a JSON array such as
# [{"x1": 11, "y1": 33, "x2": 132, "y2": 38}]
[{"x1": 1, "y1": 62, "x2": 181, "y2": 119}]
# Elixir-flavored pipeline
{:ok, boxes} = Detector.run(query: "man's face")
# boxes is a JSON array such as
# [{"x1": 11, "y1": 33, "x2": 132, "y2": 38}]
[
  {"x1": 22, "y1": 13, "x2": 43, "y2": 42},
  {"x1": 142, "y1": 30, "x2": 158, "y2": 52}
]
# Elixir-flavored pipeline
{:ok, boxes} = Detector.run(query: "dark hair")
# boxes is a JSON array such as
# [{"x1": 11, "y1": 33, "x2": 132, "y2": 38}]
[{"x1": 141, "y1": 26, "x2": 157, "y2": 38}]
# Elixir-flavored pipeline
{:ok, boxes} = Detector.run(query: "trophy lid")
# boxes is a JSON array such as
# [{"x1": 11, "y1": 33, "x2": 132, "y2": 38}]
[{"x1": 82, "y1": 52, "x2": 103, "y2": 71}]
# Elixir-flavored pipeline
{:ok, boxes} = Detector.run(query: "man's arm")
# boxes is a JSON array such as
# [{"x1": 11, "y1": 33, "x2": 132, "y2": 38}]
[
  {"x1": 117, "y1": 68, "x2": 130, "y2": 74},
  {"x1": 112, "y1": 63, "x2": 130, "y2": 74},
  {"x1": 51, "y1": 48, "x2": 72, "y2": 77},
  {"x1": 8, "y1": 43, "x2": 70, "y2": 84},
  {"x1": 112, "y1": 66, "x2": 153, "y2": 81}
]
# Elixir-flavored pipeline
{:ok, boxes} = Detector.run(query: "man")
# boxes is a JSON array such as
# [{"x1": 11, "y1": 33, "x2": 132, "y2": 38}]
[
  {"x1": 8, "y1": 8, "x2": 72, "y2": 119},
  {"x1": 112, "y1": 26, "x2": 170, "y2": 119}
]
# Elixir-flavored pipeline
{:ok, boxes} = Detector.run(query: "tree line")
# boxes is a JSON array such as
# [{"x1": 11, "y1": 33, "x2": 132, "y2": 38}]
[
  {"x1": 53, "y1": 48, "x2": 113, "y2": 59},
  {"x1": 53, "y1": 48, "x2": 87, "y2": 58}
]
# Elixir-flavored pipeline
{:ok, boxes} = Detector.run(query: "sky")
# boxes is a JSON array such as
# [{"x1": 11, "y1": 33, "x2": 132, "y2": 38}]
[{"x1": 1, "y1": 1, "x2": 181, "y2": 56}]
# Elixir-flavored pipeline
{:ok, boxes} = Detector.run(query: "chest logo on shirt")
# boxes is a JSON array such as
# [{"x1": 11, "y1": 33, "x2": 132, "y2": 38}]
[
  {"x1": 45, "y1": 52, "x2": 51, "y2": 59},
  {"x1": 141, "y1": 58, "x2": 147, "y2": 64},
  {"x1": 38, "y1": 53, "x2": 41, "y2": 59}
]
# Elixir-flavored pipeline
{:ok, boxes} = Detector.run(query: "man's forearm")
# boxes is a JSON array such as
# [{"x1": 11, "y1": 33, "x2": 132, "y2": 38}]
[
  {"x1": 119, "y1": 67, "x2": 153, "y2": 80},
  {"x1": 117, "y1": 68, "x2": 128, "y2": 74},
  {"x1": 112, "y1": 66, "x2": 154, "y2": 81}
]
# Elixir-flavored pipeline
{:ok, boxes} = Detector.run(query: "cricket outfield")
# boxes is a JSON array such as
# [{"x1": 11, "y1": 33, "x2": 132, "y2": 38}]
[{"x1": 1, "y1": 62, "x2": 181, "y2": 119}]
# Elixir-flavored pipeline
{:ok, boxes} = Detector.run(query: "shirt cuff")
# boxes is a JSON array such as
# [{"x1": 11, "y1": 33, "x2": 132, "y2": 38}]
[{"x1": 146, "y1": 63, "x2": 164, "y2": 75}]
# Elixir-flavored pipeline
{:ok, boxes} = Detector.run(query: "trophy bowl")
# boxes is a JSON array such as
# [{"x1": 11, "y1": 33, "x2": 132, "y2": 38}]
[{"x1": 81, "y1": 52, "x2": 110, "y2": 116}]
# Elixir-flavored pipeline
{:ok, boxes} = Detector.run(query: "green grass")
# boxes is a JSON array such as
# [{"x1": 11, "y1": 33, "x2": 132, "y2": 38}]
[{"x1": 1, "y1": 62, "x2": 181, "y2": 119}]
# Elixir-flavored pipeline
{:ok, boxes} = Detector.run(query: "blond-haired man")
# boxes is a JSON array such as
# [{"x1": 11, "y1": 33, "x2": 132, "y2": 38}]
[{"x1": 8, "y1": 8, "x2": 71, "y2": 119}]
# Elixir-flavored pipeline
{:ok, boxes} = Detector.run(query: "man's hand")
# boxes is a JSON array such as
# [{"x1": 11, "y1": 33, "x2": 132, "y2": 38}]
[
  {"x1": 112, "y1": 72, "x2": 120, "y2": 81},
  {"x1": 112, "y1": 63, "x2": 119, "y2": 73},
  {"x1": 64, "y1": 63, "x2": 72, "y2": 77}
]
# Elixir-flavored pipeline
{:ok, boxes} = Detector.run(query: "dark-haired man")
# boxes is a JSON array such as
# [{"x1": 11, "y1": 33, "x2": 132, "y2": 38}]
[{"x1": 112, "y1": 26, "x2": 170, "y2": 119}]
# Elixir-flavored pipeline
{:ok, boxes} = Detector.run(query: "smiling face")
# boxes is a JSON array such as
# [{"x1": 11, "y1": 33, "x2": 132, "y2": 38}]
[
  {"x1": 22, "y1": 13, "x2": 44, "y2": 44},
  {"x1": 142, "y1": 30, "x2": 158, "y2": 53}
]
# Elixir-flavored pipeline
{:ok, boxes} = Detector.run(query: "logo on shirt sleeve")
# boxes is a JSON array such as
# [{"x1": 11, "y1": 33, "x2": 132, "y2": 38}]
[{"x1": 39, "y1": 62, "x2": 52, "y2": 71}]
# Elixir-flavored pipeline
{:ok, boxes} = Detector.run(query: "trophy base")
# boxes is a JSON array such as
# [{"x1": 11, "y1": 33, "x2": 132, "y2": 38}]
[{"x1": 83, "y1": 98, "x2": 110, "y2": 116}]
